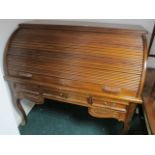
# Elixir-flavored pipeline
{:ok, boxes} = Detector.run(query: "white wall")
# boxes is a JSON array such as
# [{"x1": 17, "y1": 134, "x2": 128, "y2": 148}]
[
  {"x1": 0, "y1": 19, "x2": 32, "y2": 134},
  {"x1": 0, "y1": 69, "x2": 19, "y2": 134},
  {"x1": 0, "y1": 19, "x2": 154, "y2": 134}
]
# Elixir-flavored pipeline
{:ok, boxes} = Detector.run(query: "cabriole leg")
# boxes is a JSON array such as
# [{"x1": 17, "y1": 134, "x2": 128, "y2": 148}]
[{"x1": 16, "y1": 98, "x2": 27, "y2": 126}]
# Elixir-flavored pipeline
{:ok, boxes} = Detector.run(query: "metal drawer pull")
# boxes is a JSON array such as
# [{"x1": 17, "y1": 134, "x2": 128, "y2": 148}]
[
  {"x1": 102, "y1": 86, "x2": 121, "y2": 94},
  {"x1": 18, "y1": 72, "x2": 32, "y2": 78}
]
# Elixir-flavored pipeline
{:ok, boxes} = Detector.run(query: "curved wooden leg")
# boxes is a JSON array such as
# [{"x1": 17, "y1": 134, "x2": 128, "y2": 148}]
[
  {"x1": 16, "y1": 98, "x2": 27, "y2": 126},
  {"x1": 121, "y1": 104, "x2": 137, "y2": 134}
]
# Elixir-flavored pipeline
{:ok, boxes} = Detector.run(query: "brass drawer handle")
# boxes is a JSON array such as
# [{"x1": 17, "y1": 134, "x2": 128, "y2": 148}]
[
  {"x1": 87, "y1": 96, "x2": 93, "y2": 105},
  {"x1": 18, "y1": 72, "x2": 32, "y2": 78},
  {"x1": 102, "y1": 86, "x2": 121, "y2": 94}
]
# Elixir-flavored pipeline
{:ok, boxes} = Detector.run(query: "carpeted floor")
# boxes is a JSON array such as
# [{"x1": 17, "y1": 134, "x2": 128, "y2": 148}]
[{"x1": 19, "y1": 99, "x2": 148, "y2": 135}]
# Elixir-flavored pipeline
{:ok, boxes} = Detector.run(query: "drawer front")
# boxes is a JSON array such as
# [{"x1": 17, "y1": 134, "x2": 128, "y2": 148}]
[
  {"x1": 14, "y1": 83, "x2": 43, "y2": 104},
  {"x1": 14, "y1": 82, "x2": 41, "y2": 95},
  {"x1": 41, "y1": 86, "x2": 90, "y2": 107},
  {"x1": 88, "y1": 106, "x2": 126, "y2": 122},
  {"x1": 92, "y1": 97, "x2": 128, "y2": 112},
  {"x1": 41, "y1": 86, "x2": 128, "y2": 113}
]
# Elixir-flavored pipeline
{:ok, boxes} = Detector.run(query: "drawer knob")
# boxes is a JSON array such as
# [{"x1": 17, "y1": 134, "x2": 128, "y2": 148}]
[
  {"x1": 60, "y1": 92, "x2": 68, "y2": 98},
  {"x1": 87, "y1": 96, "x2": 93, "y2": 105},
  {"x1": 103, "y1": 101, "x2": 108, "y2": 105},
  {"x1": 60, "y1": 93, "x2": 63, "y2": 97}
]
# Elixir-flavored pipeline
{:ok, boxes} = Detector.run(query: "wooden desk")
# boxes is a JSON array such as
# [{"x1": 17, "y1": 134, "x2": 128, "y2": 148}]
[{"x1": 4, "y1": 22, "x2": 147, "y2": 134}]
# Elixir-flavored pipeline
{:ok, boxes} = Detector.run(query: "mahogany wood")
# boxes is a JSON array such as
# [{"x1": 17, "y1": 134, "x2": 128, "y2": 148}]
[{"x1": 3, "y1": 22, "x2": 148, "y2": 134}]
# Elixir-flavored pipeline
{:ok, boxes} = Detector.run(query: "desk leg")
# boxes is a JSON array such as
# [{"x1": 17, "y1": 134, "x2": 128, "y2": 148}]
[
  {"x1": 122, "y1": 103, "x2": 137, "y2": 134},
  {"x1": 9, "y1": 82, "x2": 27, "y2": 126},
  {"x1": 16, "y1": 98, "x2": 27, "y2": 126}
]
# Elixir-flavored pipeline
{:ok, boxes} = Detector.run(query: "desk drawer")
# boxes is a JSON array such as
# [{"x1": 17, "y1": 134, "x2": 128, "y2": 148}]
[
  {"x1": 14, "y1": 83, "x2": 40, "y2": 94},
  {"x1": 92, "y1": 97, "x2": 128, "y2": 112},
  {"x1": 14, "y1": 83, "x2": 43, "y2": 104},
  {"x1": 41, "y1": 86, "x2": 89, "y2": 107}
]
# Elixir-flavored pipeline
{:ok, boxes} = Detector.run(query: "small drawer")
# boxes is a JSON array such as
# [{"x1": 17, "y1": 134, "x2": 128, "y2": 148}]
[
  {"x1": 88, "y1": 106, "x2": 126, "y2": 122},
  {"x1": 14, "y1": 83, "x2": 43, "y2": 104},
  {"x1": 14, "y1": 83, "x2": 41, "y2": 95},
  {"x1": 92, "y1": 97, "x2": 128, "y2": 112},
  {"x1": 41, "y1": 86, "x2": 89, "y2": 107}
]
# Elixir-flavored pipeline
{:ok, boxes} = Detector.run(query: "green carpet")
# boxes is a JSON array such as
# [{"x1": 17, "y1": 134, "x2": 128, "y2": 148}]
[{"x1": 19, "y1": 99, "x2": 148, "y2": 135}]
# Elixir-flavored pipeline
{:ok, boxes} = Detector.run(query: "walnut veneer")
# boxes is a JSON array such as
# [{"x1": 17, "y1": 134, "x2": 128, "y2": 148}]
[{"x1": 4, "y1": 22, "x2": 148, "y2": 134}]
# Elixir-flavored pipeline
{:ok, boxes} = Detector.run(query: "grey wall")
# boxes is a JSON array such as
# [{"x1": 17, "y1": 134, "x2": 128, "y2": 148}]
[{"x1": 0, "y1": 19, "x2": 32, "y2": 134}]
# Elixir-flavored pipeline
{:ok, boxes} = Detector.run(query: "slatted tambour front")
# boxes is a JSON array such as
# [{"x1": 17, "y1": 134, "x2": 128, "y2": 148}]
[
  {"x1": 6, "y1": 25, "x2": 145, "y2": 100},
  {"x1": 4, "y1": 23, "x2": 148, "y2": 132}
]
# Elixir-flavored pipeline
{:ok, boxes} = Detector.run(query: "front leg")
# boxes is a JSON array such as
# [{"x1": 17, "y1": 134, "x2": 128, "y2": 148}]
[
  {"x1": 16, "y1": 98, "x2": 27, "y2": 126},
  {"x1": 9, "y1": 82, "x2": 27, "y2": 126},
  {"x1": 122, "y1": 103, "x2": 137, "y2": 134}
]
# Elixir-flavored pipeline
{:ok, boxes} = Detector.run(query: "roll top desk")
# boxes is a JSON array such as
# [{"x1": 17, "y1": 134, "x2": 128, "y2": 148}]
[{"x1": 4, "y1": 22, "x2": 148, "y2": 134}]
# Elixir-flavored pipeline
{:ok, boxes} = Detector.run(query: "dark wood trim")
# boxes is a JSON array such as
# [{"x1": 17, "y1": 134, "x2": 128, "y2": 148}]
[
  {"x1": 19, "y1": 23, "x2": 147, "y2": 36},
  {"x1": 149, "y1": 54, "x2": 155, "y2": 57},
  {"x1": 148, "y1": 24, "x2": 155, "y2": 56}
]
